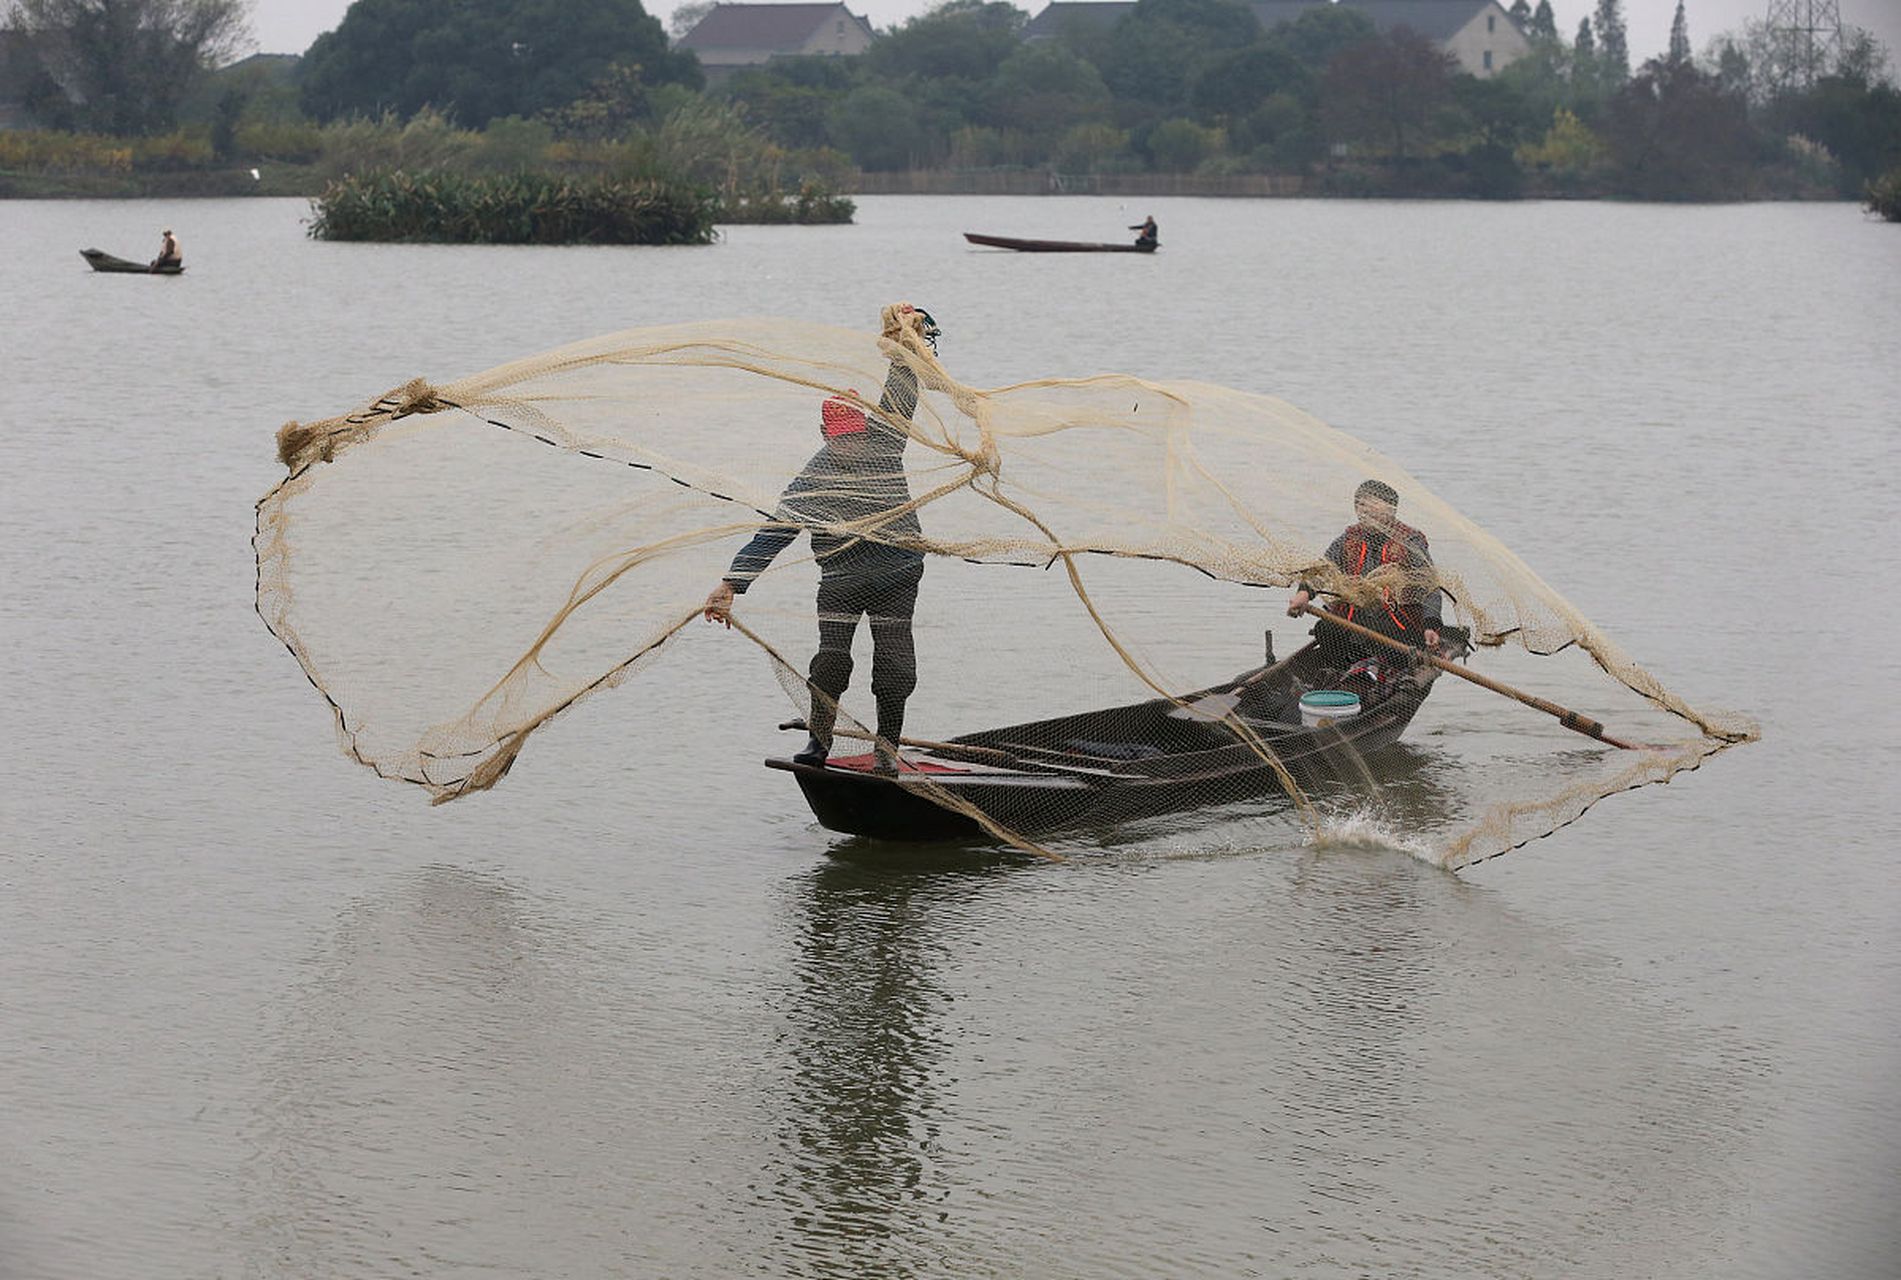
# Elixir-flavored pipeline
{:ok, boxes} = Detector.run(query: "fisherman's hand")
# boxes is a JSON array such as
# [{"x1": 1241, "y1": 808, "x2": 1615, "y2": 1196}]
[
  {"x1": 1424, "y1": 628, "x2": 1441, "y2": 649},
  {"x1": 1287, "y1": 589, "x2": 1311, "y2": 617},
  {"x1": 703, "y1": 581, "x2": 735, "y2": 627},
  {"x1": 881, "y1": 302, "x2": 937, "y2": 357},
  {"x1": 880, "y1": 302, "x2": 918, "y2": 341}
]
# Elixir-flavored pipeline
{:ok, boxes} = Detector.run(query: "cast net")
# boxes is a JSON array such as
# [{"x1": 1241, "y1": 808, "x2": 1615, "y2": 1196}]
[{"x1": 255, "y1": 309, "x2": 1756, "y2": 868}]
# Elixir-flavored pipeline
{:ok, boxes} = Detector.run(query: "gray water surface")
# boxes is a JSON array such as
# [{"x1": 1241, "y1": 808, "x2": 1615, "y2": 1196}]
[{"x1": 1, "y1": 196, "x2": 1896, "y2": 1278}]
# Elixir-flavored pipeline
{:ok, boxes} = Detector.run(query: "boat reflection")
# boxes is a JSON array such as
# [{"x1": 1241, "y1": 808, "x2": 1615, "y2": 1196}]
[{"x1": 768, "y1": 857, "x2": 1003, "y2": 1274}]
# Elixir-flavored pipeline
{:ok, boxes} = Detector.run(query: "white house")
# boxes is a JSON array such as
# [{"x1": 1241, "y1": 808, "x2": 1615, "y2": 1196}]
[
  {"x1": 1026, "y1": 0, "x2": 1532, "y2": 78},
  {"x1": 1260, "y1": 0, "x2": 1532, "y2": 78}
]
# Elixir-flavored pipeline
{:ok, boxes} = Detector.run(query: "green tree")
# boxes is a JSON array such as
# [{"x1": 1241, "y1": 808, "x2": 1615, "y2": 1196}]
[
  {"x1": 1320, "y1": 27, "x2": 1456, "y2": 159},
  {"x1": 1186, "y1": 40, "x2": 1307, "y2": 121},
  {"x1": 298, "y1": 0, "x2": 699, "y2": 128},
  {"x1": 1529, "y1": 0, "x2": 1558, "y2": 41},
  {"x1": 724, "y1": 57, "x2": 855, "y2": 151},
  {"x1": 1709, "y1": 36, "x2": 1750, "y2": 97},
  {"x1": 1451, "y1": 71, "x2": 1536, "y2": 194},
  {"x1": 210, "y1": 84, "x2": 243, "y2": 157},
  {"x1": 668, "y1": 0, "x2": 715, "y2": 40},
  {"x1": 865, "y1": 0, "x2": 1025, "y2": 84},
  {"x1": 543, "y1": 61, "x2": 655, "y2": 140},
  {"x1": 1145, "y1": 115, "x2": 1222, "y2": 168},
  {"x1": 1188, "y1": 42, "x2": 1307, "y2": 123},
  {"x1": 1833, "y1": 28, "x2": 1895, "y2": 90},
  {"x1": 1592, "y1": 0, "x2": 1629, "y2": 86},
  {"x1": 1094, "y1": 0, "x2": 1259, "y2": 109},
  {"x1": 989, "y1": 41, "x2": 1111, "y2": 134},
  {"x1": 1053, "y1": 120, "x2": 1126, "y2": 171},
  {"x1": 1264, "y1": 4, "x2": 1374, "y2": 74},
  {"x1": 1604, "y1": 57, "x2": 1758, "y2": 197},
  {"x1": 1769, "y1": 74, "x2": 1901, "y2": 186},
  {"x1": 1229, "y1": 91, "x2": 1309, "y2": 162},
  {"x1": 1495, "y1": 24, "x2": 1574, "y2": 124},
  {"x1": 1666, "y1": 0, "x2": 1690, "y2": 68},
  {"x1": 827, "y1": 84, "x2": 924, "y2": 169},
  {"x1": 1454, "y1": 71, "x2": 1538, "y2": 146},
  {"x1": 1516, "y1": 105, "x2": 1608, "y2": 181},
  {"x1": 3, "y1": 0, "x2": 250, "y2": 134}
]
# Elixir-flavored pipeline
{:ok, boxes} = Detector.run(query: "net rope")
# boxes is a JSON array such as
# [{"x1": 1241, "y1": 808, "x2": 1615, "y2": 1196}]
[{"x1": 255, "y1": 311, "x2": 1757, "y2": 868}]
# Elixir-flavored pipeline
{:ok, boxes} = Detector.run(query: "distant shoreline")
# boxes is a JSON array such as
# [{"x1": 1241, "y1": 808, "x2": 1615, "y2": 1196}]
[{"x1": 1, "y1": 166, "x2": 1848, "y2": 204}]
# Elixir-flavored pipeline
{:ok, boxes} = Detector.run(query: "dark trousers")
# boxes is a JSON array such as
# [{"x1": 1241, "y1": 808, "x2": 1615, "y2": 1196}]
[{"x1": 807, "y1": 568, "x2": 921, "y2": 752}]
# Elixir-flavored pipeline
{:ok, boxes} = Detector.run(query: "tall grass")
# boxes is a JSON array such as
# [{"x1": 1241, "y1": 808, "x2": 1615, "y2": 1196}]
[
  {"x1": 307, "y1": 169, "x2": 717, "y2": 244},
  {"x1": 0, "y1": 130, "x2": 136, "y2": 173},
  {"x1": 1867, "y1": 167, "x2": 1901, "y2": 222}
]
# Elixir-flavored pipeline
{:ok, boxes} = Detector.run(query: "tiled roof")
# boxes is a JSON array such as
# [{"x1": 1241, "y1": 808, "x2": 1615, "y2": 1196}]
[
  {"x1": 1021, "y1": 2, "x2": 1137, "y2": 40},
  {"x1": 679, "y1": 3, "x2": 869, "y2": 50},
  {"x1": 1334, "y1": 0, "x2": 1498, "y2": 41}
]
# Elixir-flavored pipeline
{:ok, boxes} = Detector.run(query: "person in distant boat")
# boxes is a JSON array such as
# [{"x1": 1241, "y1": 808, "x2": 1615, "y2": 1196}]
[
  {"x1": 153, "y1": 228, "x2": 181, "y2": 270},
  {"x1": 1129, "y1": 215, "x2": 1158, "y2": 248},
  {"x1": 703, "y1": 303, "x2": 943, "y2": 774},
  {"x1": 1287, "y1": 479, "x2": 1442, "y2": 667}
]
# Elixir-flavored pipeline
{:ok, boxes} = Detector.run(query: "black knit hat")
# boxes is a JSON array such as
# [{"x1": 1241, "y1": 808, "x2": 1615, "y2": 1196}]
[{"x1": 1354, "y1": 479, "x2": 1399, "y2": 507}]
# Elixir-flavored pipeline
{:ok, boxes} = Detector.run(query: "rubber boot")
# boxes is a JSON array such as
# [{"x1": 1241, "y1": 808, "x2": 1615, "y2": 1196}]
[
  {"x1": 874, "y1": 696, "x2": 905, "y2": 776},
  {"x1": 795, "y1": 698, "x2": 834, "y2": 767}
]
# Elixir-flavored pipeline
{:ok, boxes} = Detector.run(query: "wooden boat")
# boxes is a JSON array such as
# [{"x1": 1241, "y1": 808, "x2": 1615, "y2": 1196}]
[
  {"x1": 81, "y1": 248, "x2": 183, "y2": 275},
  {"x1": 767, "y1": 634, "x2": 1464, "y2": 842},
  {"x1": 964, "y1": 232, "x2": 1156, "y2": 254}
]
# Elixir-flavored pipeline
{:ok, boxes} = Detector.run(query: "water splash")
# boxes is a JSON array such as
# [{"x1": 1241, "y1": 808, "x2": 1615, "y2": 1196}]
[{"x1": 1310, "y1": 807, "x2": 1446, "y2": 868}]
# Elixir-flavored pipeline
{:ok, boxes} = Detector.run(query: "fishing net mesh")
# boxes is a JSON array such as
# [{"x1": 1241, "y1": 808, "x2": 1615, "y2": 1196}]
[{"x1": 256, "y1": 311, "x2": 1756, "y2": 868}]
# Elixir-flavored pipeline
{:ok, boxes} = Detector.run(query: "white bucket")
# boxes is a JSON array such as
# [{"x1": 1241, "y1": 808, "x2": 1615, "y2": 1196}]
[{"x1": 1299, "y1": 690, "x2": 1362, "y2": 727}]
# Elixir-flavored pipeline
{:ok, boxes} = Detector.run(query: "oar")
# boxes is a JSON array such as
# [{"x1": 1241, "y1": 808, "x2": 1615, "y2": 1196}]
[{"x1": 1295, "y1": 604, "x2": 1643, "y2": 750}]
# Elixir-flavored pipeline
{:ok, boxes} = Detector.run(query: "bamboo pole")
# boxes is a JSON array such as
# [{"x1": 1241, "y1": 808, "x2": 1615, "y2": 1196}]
[{"x1": 1296, "y1": 604, "x2": 1643, "y2": 751}]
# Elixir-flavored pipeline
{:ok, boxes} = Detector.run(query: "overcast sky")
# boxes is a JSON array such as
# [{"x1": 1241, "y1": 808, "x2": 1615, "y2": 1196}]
[{"x1": 248, "y1": 0, "x2": 1901, "y2": 73}]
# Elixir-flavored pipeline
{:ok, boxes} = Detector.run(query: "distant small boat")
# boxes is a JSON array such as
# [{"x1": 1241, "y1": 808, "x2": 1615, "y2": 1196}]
[
  {"x1": 964, "y1": 232, "x2": 1156, "y2": 254},
  {"x1": 81, "y1": 248, "x2": 183, "y2": 275}
]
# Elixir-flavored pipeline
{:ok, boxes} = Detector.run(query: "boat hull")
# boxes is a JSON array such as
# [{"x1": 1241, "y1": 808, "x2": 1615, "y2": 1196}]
[
  {"x1": 81, "y1": 248, "x2": 183, "y2": 275},
  {"x1": 964, "y1": 232, "x2": 1156, "y2": 254},
  {"x1": 769, "y1": 641, "x2": 1447, "y2": 842}
]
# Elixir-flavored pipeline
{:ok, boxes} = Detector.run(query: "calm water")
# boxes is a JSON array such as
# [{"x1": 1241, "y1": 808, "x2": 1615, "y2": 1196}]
[{"x1": 1, "y1": 196, "x2": 1896, "y2": 1279}]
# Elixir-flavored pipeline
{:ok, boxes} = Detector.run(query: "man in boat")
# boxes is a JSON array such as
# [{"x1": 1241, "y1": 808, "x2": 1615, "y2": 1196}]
[
  {"x1": 1287, "y1": 479, "x2": 1443, "y2": 671},
  {"x1": 1129, "y1": 215, "x2": 1158, "y2": 248},
  {"x1": 703, "y1": 304, "x2": 942, "y2": 774},
  {"x1": 152, "y1": 228, "x2": 181, "y2": 271}
]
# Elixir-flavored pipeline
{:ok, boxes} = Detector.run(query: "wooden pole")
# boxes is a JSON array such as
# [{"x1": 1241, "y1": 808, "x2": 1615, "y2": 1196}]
[{"x1": 1296, "y1": 604, "x2": 1643, "y2": 751}]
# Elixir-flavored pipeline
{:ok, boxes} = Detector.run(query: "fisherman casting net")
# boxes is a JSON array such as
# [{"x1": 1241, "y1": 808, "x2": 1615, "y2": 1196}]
[{"x1": 256, "y1": 309, "x2": 1757, "y2": 867}]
